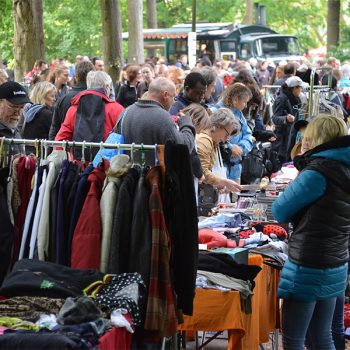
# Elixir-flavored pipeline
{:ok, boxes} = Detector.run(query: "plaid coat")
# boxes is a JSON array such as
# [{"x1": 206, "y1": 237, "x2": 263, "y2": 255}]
[{"x1": 144, "y1": 166, "x2": 177, "y2": 337}]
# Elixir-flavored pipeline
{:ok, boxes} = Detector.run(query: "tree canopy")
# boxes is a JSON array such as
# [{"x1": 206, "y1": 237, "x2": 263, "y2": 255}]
[{"x1": 1, "y1": 0, "x2": 349, "y2": 63}]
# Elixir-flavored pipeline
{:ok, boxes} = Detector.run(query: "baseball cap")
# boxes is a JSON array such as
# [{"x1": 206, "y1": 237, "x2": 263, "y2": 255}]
[
  {"x1": 0, "y1": 81, "x2": 30, "y2": 105},
  {"x1": 285, "y1": 76, "x2": 309, "y2": 88}
]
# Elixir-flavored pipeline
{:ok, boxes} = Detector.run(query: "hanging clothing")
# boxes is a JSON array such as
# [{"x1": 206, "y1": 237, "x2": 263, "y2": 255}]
[
  {"x1": 29, "y1": 167, "x2": 47, "y2": 259},
  {"x1": 71, "y1": 166, "x2": 106, "y2": 270},
  {"x1": 55, "y1": 160, "x2": 70, "y2": 264},
  {"x1": 61, "y1": 162, "x2": 80, "y2": 266},
  {"x1": 12, "y1": 155, "x2": 36, "y2": 262},
  {"x1": 19, "y1": 169, "x2": 38, "y2": 260},
  {"x1": 99, "y1": 154, "x2": 129, "y2": 273},
  {"x1": 0, "y1": 167, "x2": 15, "y2": 285},
  {"x1": 37, "y1": 151, "x2": 67, "y2": 261},
  {"x1": 66, "y1": 164, "x2": 94, "y2": 264},
  {"x1": 108, "y1": 168, "x2": 140, "y2": 274},
  {"x1": 164, "y1": 142, "x2": 198, "y2": 316},
  {"x1": 144, "y1": 166, "x2": 177, "y2": 338},
  {"x1": 127, "y1": 169, "x2": 152, "y2": 284}
]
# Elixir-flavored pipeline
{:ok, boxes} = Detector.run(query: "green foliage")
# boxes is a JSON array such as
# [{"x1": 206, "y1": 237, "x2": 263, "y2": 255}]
[
  {"x1": 328, "y1": 26, "x2": 350, "y2": 62},
  {"x1": 155, "y1": 0, "x2": 242, "y2": 28},
  {"x1": 44, "y1": 0, "x2": 102, "y2": 60},
  {"x1": 0, "y1": 0, "x2": 348, "y2": 64},
  {"x1": 0, "y1": 0, "x2": 14, "y2": 63},
  {"x1": 255, "y1": 0, "x2": 328, "y2": 51}
]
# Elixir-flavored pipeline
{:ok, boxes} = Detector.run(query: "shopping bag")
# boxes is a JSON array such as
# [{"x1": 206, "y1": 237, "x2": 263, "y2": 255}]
[
  {"x1": 92, "y1": 108, "x2": 128, "y2": 167},
  {"x1": 212, "y1": 147, "x2": 231, "y2": 204}
]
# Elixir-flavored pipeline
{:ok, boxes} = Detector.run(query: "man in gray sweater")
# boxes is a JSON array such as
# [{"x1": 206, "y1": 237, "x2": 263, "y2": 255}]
[{"x1": 120, "y1": 77, "x2": 196, "y2": 165}]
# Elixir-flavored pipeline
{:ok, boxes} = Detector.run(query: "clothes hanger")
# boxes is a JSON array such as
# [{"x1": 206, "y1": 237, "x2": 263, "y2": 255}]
[
  {"x1": 7, "y1": 139, "x2": 15, "y2": 175},
  {"x1": 0, "y1": 137, "x2": 5, "y2": 167},
  {"x1": 34, "y1": 139, "x2": 39, "y2": 159},
  {"x1": 44, "y1": 140, "x2": 48, "y2": 161},
  {"x1": 65, "y1": 140, "x2": 69, "y2": 160},
  {"x1": 98, "y1": 141, "x2": 104, "y2": 167},
  {"x1": 154, "y1": 144, "x2": 158, "y2": 166},
  {"x1": 131, "y1": 142, "x2": 135, "y2": 167},
  {"x1": 140, "y1": 143, "x2": 145, "y2": 169},
  {"x1": 81, "y1": 141, "x2": 86, "y2": 164}
]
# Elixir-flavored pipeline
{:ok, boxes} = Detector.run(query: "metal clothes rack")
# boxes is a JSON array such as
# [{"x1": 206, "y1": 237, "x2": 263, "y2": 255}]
[
  {"x1": 0, "y1": 137, "x2": 158, "y2": 166},
  {"x1": 308, "y1": 66, "x2": 333, "y2": 117},
  {"x1": 0, "y1": 137, "x2": 157, "y2": 151}
]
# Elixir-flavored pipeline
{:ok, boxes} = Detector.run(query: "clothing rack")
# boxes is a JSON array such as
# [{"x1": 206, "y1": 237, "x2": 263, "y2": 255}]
[{"x1": 0, "y1": 137, "x2": 157, "y2": 151}]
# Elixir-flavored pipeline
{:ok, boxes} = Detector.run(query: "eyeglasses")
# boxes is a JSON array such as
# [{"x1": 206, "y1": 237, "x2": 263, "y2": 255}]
[
  {"x1": 223, "y1": 126, "x2": 231, "y2": 139},
  {"x1": 4, "y1": 100, "x2": 24, "y2": 114}
]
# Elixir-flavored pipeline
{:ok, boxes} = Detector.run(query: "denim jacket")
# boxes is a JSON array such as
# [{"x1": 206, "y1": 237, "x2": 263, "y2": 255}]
[{"x1": 210, "y1": 101, "x2": 253, "y2": 180}]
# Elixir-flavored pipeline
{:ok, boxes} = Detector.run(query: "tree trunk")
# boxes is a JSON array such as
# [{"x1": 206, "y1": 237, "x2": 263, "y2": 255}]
[
  {"x1": 146, "y1": 0, "x2": 157, "y2": 58},
  {"x1": 327, "y1": 0, "x2": 340, "y2": 52},
  {"x1": 100, "y1": 0, "x2": 124, "y2": 82},
  {"x1": 32, "y1": 0, "x2": 45, "y2": 60},
  {"x1": 127, "y1": 0, "x2": 144, "y2": 64},
  {"x1": 13, "y1": 0, "x2": 44, "y2": 81},
  {"x1": 242, "y1": 0, "x2": 254, "y2": 25}
]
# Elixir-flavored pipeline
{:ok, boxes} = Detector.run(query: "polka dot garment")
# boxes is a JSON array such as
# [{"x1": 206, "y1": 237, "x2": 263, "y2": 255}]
[{"x1": 95, "y1": 273, "x2": 145, "y2": 326}]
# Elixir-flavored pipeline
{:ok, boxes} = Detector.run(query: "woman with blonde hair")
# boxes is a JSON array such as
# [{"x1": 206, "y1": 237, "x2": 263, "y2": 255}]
[
  {"x1": 49, "y1": 64, "x2": 70, "y2": 100},
  {"x1": 272, "y1": 115, "x2": 350, "y2": 350},
  {"x1": 22, "y1": 81, "x2": 56, "y2": 142}
]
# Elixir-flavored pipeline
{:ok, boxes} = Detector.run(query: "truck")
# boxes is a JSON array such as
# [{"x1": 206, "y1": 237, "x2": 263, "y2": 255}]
[{"x1": 123, "y1": 22, "x2": 303, "y2": 64}]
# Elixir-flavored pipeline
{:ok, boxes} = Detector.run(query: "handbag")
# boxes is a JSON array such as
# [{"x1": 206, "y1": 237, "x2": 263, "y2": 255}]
[
  {"x1": 92, "y1": 108, "x2": 128, "y2": 167},
  {"x1": 241, "y1": 145, "x2": 266, "y2": 184},
  {"x1": 212, "y1": 147, "x2": 231, "y2": 204},
  {"x1": 197, "y1": 183, "x2": 218, "y2": 216}
]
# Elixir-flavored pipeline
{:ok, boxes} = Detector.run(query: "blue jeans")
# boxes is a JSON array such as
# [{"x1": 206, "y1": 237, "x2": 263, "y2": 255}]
[
  {"x1": 282, "y1": 297, "x2": 337, "y2": 350},
  {"x1": 332, "y1": 293, "x2": 345, "y2": 350},
  {"x1": 305, "y1": 294, "x2": 345, "y2": 350}
]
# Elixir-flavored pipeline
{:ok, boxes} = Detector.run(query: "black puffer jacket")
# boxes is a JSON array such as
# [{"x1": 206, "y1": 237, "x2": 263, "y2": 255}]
[{"x1": 289, "y1": 136, "x2": 350, "y2": 268}]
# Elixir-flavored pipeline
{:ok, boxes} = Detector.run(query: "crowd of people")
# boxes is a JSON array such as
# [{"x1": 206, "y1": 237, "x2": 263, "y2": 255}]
[{"x1": 1, "y1": 51, "x2": 350, "y2": 349}]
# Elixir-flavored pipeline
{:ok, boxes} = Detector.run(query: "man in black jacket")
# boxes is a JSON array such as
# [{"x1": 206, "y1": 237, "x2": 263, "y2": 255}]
[
  {"x1": 49, "y1": 61, "x2": 95, "y2": 140},
  {"x1": 0, "y1": 81, "x2": 30, "y2": 146}
]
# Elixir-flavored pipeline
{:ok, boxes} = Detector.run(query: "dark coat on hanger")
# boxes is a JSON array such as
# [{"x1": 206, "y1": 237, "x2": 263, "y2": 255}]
[
  {"x1": 164, "y1": 142, "x2": 198, "y2": 316},
  {"x1": 108, "y1": 167, "x2": 140, "y2": 274},
  {"x1": 0, "y1": 167, "x2": 14, "y2": 286}
]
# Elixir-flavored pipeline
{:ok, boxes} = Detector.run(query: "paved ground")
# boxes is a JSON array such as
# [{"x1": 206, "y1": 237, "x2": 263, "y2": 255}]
[{"x1": 182, "y1": 331, "x2": 350, "y2": 349}]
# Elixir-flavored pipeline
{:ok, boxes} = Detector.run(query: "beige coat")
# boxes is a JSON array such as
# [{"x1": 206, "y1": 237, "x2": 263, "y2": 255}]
[{"x1": 196, "y1": 130, "x2": 221, "y2": 186}]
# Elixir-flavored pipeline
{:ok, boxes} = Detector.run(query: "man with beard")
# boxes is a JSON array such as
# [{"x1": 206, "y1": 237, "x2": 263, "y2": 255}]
[{"x1": 0, "y1": 81, "x2": 30, "y2": 142}]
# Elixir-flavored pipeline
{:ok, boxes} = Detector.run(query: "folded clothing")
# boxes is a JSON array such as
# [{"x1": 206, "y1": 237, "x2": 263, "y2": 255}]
[
  {"x1": 0, "y1": 259, "x2": 104, "y2": 298},
  {"x1": 198, "y1": 251, "x2": 261, "y2": 283}
]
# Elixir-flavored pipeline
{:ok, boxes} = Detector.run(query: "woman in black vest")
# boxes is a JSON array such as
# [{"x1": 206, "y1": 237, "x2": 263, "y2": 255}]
[{"x1": 272, "y1": 115, "x2": 350, "y2": 350}]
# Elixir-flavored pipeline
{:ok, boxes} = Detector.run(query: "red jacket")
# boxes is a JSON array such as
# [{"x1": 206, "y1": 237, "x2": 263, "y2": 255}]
[
  {"x1": 55, "y1": 90, "x2": 124, "y2": 142},
  {"x1": 71, "y1": 166, "x2": 106, "y2": 270}
]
